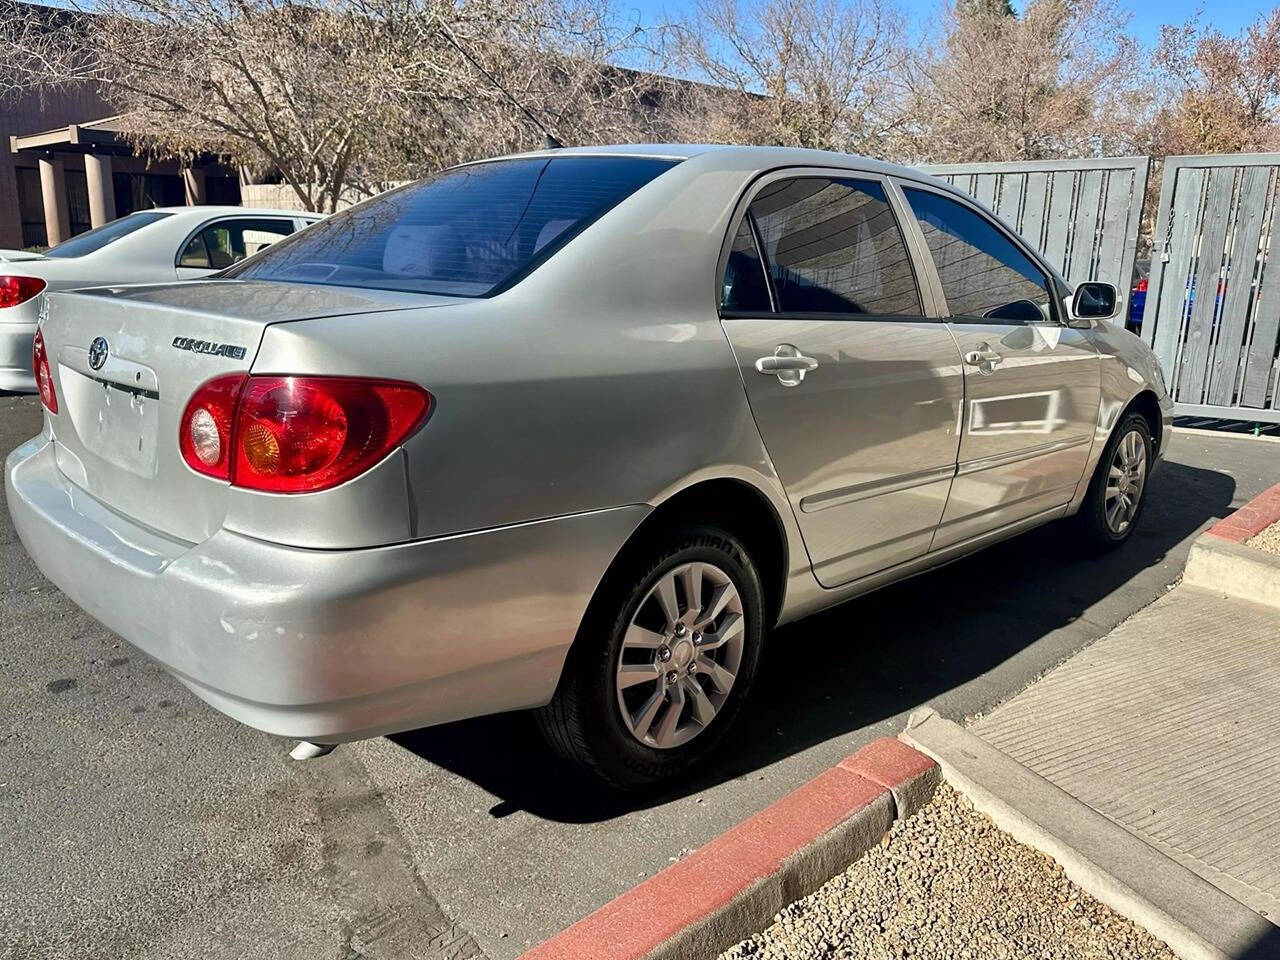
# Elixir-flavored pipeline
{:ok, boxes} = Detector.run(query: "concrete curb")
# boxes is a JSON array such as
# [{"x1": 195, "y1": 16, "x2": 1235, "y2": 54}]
[
  {"x1": 1172, "y1": 426, "x2": 1280, "y2": 445},
  {"x1": 902, "y1": 708, "x2": 1277, "y2": 960},
  {"x1": 518, "y1": 738, "x2": 939, "y2": 960},
  {"x1": 1184, "y1": 481, "x2": 1280, "y2": 609},
  {"x1": 1184, "y1": 536, "x2": 1280, "y2": 609}
]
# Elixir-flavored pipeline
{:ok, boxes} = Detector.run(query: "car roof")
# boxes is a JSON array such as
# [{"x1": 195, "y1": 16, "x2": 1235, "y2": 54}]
[
  {"x1": 480, "y1": 143, "x2": 934, "y2": 183},
  {"x1": 144, "y1": 206, "x2": 323, "y2": 219},
  {"x1": 470, "y1": 143, "x2": 1071, "y2": 291}
]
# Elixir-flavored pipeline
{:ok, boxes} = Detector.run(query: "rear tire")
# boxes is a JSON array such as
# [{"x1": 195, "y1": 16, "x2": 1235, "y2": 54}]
[
  {"x1": 536, "y1": 523, "x2": 765, "y2": 791},
  {"x1": 1073, "y1": 411, "x2": 1153, "y2": 551}
]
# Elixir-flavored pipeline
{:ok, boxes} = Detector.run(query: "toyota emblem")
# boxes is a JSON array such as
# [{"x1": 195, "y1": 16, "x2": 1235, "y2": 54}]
[{"x1": 88, "y1": 336, "x2": 109, "y2": 371}]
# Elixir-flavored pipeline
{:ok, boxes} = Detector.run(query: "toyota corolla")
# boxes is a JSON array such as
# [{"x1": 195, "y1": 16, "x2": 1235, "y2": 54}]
[{"x1": 6, "y1": 145, "x2": 1172, "y2": 788}]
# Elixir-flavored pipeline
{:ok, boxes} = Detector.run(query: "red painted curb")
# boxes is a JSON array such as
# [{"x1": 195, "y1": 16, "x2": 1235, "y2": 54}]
[
  {"x1": 1206, "y1": 481, "x2": 1280, "y2": 543},
  {"x1": 519, "y1": 737, "x2": 936, "y2": 960},
  {"x1": 839, "y1": 735, "x2": 935, "y2": 790}
]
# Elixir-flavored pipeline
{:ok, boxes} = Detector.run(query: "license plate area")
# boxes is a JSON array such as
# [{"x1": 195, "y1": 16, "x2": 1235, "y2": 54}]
[{"x1": 60, "y1": 364, "x2": 160, "y2": 478}]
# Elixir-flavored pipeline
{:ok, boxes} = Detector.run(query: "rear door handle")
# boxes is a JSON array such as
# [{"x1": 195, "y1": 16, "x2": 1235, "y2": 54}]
[{"x1": 755, "y1": 344, "x2": 819, "y2": 386}]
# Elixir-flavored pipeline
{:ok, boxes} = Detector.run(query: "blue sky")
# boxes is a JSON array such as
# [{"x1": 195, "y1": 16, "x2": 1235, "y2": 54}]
[
  {"x1": 1102, "y1": 0, "x2": 1254, "y2": 45},
  {"x1": 622, "y1": 0, "x2": 1257, "y2": 49}
]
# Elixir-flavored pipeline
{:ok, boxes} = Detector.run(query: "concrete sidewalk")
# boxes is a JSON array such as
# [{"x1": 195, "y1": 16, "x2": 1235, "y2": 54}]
[{"x1": 974, "y1": 584, "x2": 1280, "y2": 923}]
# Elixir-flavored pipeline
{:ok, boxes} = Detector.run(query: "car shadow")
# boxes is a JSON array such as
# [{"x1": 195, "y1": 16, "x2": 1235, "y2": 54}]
[
  {"x1": 389, "y1": 458, "x2": 1238, "y2": 823},
  {"x1": 1240, "y1": 928, "x2": 1280, "y2": 959}
]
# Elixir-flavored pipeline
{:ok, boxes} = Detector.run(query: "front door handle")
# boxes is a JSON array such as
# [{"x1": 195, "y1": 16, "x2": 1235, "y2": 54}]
[
  {"x1": 963, "y1": 344, "x2": 1003, "y2": 374},
  {"x1": 756, "y1": 344, "x2": 819, "y2": 386}
]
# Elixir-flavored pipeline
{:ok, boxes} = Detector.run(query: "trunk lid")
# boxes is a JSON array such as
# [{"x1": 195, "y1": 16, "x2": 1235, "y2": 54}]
[
  {"x1": 42, "y1": 279, "x2": 443, "y2": 543},
  {"x1": 0, "y1": 249, "x2": 46, "y2": 263}
]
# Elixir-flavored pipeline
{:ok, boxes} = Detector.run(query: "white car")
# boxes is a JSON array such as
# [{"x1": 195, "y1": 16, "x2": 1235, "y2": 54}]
[{"x1": 0, "y1": 206, "x2": 321, "y2": 391}]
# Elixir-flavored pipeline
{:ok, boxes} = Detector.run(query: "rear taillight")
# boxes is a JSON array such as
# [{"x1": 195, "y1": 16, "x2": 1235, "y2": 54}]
[
  {"x1": 179, "y1": 375, "x2": 431, "y2": 492},
  {"x1": 0, "y1": 275, "x2": 45, "y2": 309},
  {"x1": 32, "y1": 327, "x2": 57, "y2": 414},
  {"x1": 1135, "y1": 278, "x2": 1148, "y2": 293},
  {"x1": 179, "y1": 374, "x2": 244, "y2": 480}
]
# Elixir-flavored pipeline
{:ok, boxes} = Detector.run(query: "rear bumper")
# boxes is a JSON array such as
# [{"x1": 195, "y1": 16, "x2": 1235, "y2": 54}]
[
  {"x1": 0, "y1": 321, "x2": 34, "y2": 392},
  {"x1": 7, "y1": 435, "x2": 647, "y2": 741}
]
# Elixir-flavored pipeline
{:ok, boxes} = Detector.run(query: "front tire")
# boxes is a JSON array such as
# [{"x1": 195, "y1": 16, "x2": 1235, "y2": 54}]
[
  {"x1": 536, "y1": 524, "x2": 765, "y2": 790},
  {"x1": 1074, "y1": 411, "x2": 1153, "y2": 550}
]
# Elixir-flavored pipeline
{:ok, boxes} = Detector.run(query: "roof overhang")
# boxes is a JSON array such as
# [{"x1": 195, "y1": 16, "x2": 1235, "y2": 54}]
[{"x1": 10, "y1": 115, "x2": 136, "y2": 156}]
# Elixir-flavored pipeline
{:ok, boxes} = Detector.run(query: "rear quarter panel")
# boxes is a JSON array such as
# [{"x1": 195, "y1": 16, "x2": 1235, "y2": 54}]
[{"x1": 250, "y1": 154, "x2": 806, "y2": 568}]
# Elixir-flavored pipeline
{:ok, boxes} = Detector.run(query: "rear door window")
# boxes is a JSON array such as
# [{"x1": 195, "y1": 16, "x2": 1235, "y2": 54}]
[
  {"x1": 721, "y1": 217, "x2": 773, "y2": 312},
  {"x1": 747, "y1": 177, "x2": 923, "y2": 317},
  {"x1": 225, "y1": 156, "x2": 679, "y2": 296},
  {"x1": 179, "y1": 218, "x2": 295, "y2": 269}
]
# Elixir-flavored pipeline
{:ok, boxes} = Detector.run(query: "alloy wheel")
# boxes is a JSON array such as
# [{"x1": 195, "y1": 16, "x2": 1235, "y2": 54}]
[
  {"x1": 615, "y1": 561, "x2": 745, "y2": 750},
  {"x1": 1105, "y1": 428, "x2": 1147, "y2": 535}
]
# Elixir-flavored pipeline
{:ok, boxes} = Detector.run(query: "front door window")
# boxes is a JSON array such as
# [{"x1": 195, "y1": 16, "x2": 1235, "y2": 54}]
[{"x1": 903, "y1": 187, "x2": 1055, "y2": 323}]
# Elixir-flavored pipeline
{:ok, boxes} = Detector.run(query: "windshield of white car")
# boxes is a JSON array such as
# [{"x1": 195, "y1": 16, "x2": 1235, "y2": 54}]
[
  {"x1": 222, "y1": 156, "x2": 680, "y2": 297},
  {"x1": 44, "y1": 211, "x2": 173, "y2": 259}
]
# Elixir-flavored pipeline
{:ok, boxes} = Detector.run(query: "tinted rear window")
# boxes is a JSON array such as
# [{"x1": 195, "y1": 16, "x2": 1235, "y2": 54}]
[
  {"x1": 44, "y1": 211, "x2": 171, "y2": 258},
  {"x1": 225, "y1": 156, "x2": 679, "y2": 296}
]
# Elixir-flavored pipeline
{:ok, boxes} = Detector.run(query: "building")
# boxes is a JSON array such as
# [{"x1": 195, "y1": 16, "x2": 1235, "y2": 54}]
[{"x1": 2, "y1": 84, "x2": 242, "y2": 251}]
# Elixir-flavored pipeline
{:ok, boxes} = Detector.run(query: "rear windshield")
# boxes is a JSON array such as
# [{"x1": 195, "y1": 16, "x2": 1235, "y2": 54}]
[
  {"x1": 45, "y1": 211, "x2": 171, "y2": 258},
  {"x1": 224, "y1": 155, "x2": 679, "y2": 296}
]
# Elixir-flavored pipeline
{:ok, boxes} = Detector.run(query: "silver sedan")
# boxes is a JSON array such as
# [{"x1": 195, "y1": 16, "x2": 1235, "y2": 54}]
[
  {"x1": 6, "y1": 145, "x2": 1172, "y2": 788},
  {"x1": 0, "y1": 206, "x2": 320, "y2": 391}
]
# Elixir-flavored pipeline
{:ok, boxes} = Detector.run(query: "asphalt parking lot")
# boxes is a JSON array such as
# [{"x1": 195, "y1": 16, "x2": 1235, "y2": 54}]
[{"x1": 3, "y1": 391, "x2": 1278, "y2": 960}]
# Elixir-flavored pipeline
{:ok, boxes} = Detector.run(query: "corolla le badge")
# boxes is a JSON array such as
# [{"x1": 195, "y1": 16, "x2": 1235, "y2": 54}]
[
  {"x1": 172, "y1": 336, "x2": 247, "y2": 360},
  {"x1": 88, "y1": 336, "x2": 109, "y2": 371}
]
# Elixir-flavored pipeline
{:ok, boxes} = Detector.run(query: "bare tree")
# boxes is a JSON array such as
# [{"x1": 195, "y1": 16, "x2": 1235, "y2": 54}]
[
  {"x1": 669, "y1": 0, "x2": 910, "y2": 155},
  {"x1": 895, "y1": 0, "x2": 1150, "y2": 163},
  {"x1": 411, "y1": 0, "x2": 683, "y2": 169},
  {"x1": 1151, "y1": 8, "x2": 1280, "y2": 155},
  {"x1": 0, "y1": 0, "x2": 668, "y2": 211}
]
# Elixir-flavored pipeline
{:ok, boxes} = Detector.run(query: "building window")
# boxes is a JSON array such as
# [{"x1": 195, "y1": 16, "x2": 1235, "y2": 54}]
[
  {"x1": 205, "y1": 174, "x2": 242, "y2": 206},
  {"x1": 65, "y1": 169, "x2": 92, "y2": 236},
  {"x1": 15, "y1": 167, "x2": 48, "y2": 249},
  {"x1": 112, "y1": 171, "x2": 185, "y2": 216},
  {"x1": 147, "y1": 174, "x2": 185, "y2": 207},
  {"x1": 112, "y1": 171, "x2": 136, "y2": 217}
]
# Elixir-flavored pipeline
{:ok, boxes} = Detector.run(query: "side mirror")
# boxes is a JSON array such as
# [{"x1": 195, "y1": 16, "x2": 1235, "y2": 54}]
[{"x1": 1071, "y1": 281, "x2": 1118, "y2": 322}]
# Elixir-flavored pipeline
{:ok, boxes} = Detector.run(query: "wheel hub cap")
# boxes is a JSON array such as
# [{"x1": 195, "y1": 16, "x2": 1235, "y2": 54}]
[{"x1": 615, "y1": 560, "x2": 746, "y2": 750}]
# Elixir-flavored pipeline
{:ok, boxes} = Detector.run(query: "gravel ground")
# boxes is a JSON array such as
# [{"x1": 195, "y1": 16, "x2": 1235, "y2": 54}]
[
  {"x1": 1247, "y1": 520, "x2": 1280, "y2": 555},
  {"x1": 720, "y1": 784, "x2": 1175, "y2": 960}
]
